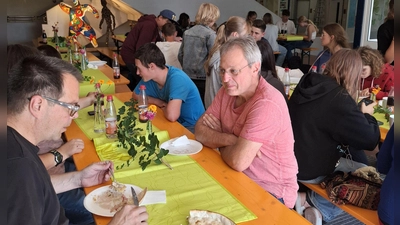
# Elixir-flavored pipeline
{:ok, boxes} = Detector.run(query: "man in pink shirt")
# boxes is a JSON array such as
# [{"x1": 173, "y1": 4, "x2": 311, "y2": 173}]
[{"x1": 195, "y1": 36, "x2": 298, "y2": 208}]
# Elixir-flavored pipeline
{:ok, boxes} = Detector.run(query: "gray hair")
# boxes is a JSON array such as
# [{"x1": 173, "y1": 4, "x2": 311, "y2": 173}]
[{"x1": 220, "y1": 36, "x2": 261, "y2": 67}]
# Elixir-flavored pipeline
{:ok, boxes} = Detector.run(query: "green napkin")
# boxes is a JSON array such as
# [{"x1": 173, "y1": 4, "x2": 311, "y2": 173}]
[{"x1": 374, "y1": 112, "x2": 390, "y2": 130}]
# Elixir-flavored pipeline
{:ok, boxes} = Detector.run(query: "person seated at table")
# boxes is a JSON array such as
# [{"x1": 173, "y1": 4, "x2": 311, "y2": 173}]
[
  {"x1": 262, "y1": 12, "x2": 287, "y2": 67},
  {"x1": 256, "y1": 40, "x2": 286, "y2": 100},
  {"x1": 121, "y1": 9, "x2": 176, "y2": 90},
  {"x1": 156, "y1": 23, "x2": 182, "y2": 69},
  {"x1": 195, "y1": 36, "x2": 299, "y2": 209},
  {"x1": 282, "y1": 16, "x2": 318, "y2": 60},
  {"x1": 377, "y1": 124, "x2": 394, "y2": 225},
  {"x1": 357, "y1": 46, "x2": 394, "y2": 100},
  {"x1": 204, "y1": 16, "x2": 250, "y2": 109},
  {"x1": 132, "y1": 43, "x2": 204, "y2": 133},
  {"x1": 288, "y1": 49, "x2": 380, "y2": 224},
  {"x1": 310, "y1": 23, "x2": 349, "y2": 73},
  {"x1": 8, "y1": 43, "x2": 99, "y2": 224},
  {"x1": 178, "y1": 3, "x2": 220, "y2": 105},
  {"x1": 246, "y1": 10, "x2": 257, "y2": 24},
  {"x1": 275, "y1": 9, "x2": 296, "y2": 35},
  {"x1": 176, "y1": 12, "x2": 190, "y2": 37},
  {"x1": 7, "y1": 54, "x2": 149, "y2": 225}
]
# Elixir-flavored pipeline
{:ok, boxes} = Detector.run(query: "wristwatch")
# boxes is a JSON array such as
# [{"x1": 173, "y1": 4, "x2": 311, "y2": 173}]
[{"x1": 50, "y1": 149, "x2": 63, "y2": 166}]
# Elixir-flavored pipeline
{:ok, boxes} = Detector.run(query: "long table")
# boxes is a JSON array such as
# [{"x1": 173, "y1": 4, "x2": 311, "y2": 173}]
[{"x1": 65, "y1": 92, "x2": 310, "y2": 225}]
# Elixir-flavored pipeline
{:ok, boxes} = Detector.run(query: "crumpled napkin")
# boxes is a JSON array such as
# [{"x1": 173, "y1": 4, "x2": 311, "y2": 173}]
[
  {"x1": 171, "y1": 135, "x2": 190, "y2": 146},
  {"x1": 140, "y1": 190, "x2": 167, "y2": 205},
  {"x1": 87, "y1": 63, "x2": 98, "y2": 69}
]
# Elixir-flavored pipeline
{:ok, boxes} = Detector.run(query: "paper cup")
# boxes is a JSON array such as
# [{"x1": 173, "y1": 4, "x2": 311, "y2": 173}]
[{"x1": 389, "y1": 114, "x2": 394, "y2": 127}]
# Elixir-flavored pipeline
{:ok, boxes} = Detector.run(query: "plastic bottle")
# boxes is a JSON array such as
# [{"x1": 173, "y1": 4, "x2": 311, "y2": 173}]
[
  {"x1": 105, "y1": 95, "x2": 118, "y2": 138},
  {"x1": 311, "y1": 65, "x2": 317, "y2": 72},
  {"x1": 112, "y1": 53, "x2": 120, "y2": 79},
  {"x1": 138, "y1": 85, "x2": 148, "y2": 123},
  {"x1": 42, "y1": 30, "x2": 47, "y2": 44},
  {"x1": 319, "y1": 63, "x2": 326, "y2": 74},
  {"x1": 282, "y1": 67, "x2": 291, "y2": 97}
]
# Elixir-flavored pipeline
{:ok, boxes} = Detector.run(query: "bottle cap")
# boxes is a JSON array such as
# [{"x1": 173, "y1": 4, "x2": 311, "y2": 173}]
[
  {"x1": 284, "y1": 67, "x2": 289, "y2": 72},
  {"x1": 139, "y1": 85, "x2": 146, "y2": 90},
  {"x1": 312, "y1": 65, "x2": 317, "y2": 70},
  {"x1": 107, "y1": 95, "x2": 113, "y2": 101},
  {"x1": 321, "y1": 64, "x2": 326, "y2": 68}
]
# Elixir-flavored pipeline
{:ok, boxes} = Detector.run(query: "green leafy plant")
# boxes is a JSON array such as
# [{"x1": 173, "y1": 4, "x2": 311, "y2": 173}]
[
  {"x1": 374, "y1": 105, "x2": 393, "y2": 122},
  {"x1": 116, "y1": 98, "x2": 169, "y2": 171}
]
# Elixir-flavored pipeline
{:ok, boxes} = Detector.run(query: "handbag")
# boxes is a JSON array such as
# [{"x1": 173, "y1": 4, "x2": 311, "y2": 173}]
[{"x1": 320, "y1": 166, "x2": 382, "y2": 210}]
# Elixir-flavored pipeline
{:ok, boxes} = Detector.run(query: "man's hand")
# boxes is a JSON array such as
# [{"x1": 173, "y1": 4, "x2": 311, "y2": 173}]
[
  {"x1": 58, "y1": 139, "x2": 84, "y2": 159},
  {"x1": 109, "y1": 205, "x2": 148, "y2": 225},
  {"x1": 79, "y1": 161, "x2": 113, "y2": 187},
  {"x1": 202, "y1": 113, "x2": 222, "y2": 132}
]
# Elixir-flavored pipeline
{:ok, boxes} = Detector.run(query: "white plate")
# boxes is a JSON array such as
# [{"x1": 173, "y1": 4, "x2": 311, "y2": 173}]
[
  {"x1": 188, "y1": 210, "x2": 236, "y2": 225},
  {"x1": 89, "y1": 60, "x2": 107, "y2": 66},
  {"x1": 160, "y1": 138, "x2": 203, "y2": 155},
  {"x1": 83, "y1": 184, "x2": 143, "y2": 217}
]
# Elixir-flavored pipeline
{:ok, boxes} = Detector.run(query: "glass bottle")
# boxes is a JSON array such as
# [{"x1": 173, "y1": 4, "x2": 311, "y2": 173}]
[
  {"x1": 138, "y1": 85, "x2": 148, "y2": 123},
  {"x1": 94, "y1": 96, "x2": 105, "y2": 133},
  {"x1": 80, "y1": 47, "x2": 87, "y2": 71},
  {"x1": 282, "y1": 67, "x2": 291, "y2": 98},
  {"x1": 93, "y1": 83, "x2": 104, "y2": 113},
  {"x1": 387, "y1": 86, "x2": 394, "y2": 107},
  {"x1": 42, "y1": 30, "x2": 47, "y2": 44},
  {"x1": 319, "y1": 63, "x2": 326, "y2": 74},
  {"x1": 112, "y1": 53, "x2": 120, "y2": 79},
  {"x1": 105, "y1": 95, "x2": 118, "y2": 139},
  {"x1": 67, "y1": 46, "x2": 73, "y2": 64}
]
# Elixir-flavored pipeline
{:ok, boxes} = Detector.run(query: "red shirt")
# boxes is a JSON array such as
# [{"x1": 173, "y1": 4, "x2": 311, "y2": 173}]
[{"x1": 360, "y1": 63, "x2": 394, "y2": 100}]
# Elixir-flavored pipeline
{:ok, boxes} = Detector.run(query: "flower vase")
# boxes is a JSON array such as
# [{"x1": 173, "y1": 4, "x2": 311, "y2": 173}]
[
  {"x1": 94, "y1": 98, "x2": 105, "y2": 133},
  {"x1": 370, "y1": 94, "x2": 376, "y2": 102},
  {"x1": 53, "y1": 31, "x2": 60, "y2": 46},
  {"x1": 146, "y1": 120, "x2": 153, "y2": 135},
  {"x1": 81, "y1": 54, "x2": 87, "y2": 71}
]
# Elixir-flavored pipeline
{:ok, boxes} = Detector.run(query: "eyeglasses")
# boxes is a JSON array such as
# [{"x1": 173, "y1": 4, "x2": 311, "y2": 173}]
[
  {"x1": 43, "y1": 96, "x2": 80, "y2": 117},
  {"x1": 218, "y1": 63, "x2": 250, "y2": 76},
  {"x1": 28, "y1": 96, "x2": 80, "y2": 117}
]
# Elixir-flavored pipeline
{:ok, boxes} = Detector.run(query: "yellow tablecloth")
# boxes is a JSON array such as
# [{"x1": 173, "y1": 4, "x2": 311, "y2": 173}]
[
  {"x1": 79, "y1": 69, "x2": 115, "y2": 97},
  {"x1": 94, "y1": 138, "x2": 257, "y2": 225}
]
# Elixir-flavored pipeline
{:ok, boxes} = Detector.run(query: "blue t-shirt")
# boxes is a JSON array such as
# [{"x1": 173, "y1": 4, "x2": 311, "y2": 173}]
[
  {"x1": 313, "y1": 49, "x2": 332, "y2": 72},
  {"x1": 134, "y1": 66, "x2": 205, "y2": 128}
]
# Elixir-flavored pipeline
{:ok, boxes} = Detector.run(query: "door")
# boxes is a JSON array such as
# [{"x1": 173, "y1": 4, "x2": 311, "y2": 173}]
[{"x1": 327, "y1": 0, "x2": 344, "y2": 25}]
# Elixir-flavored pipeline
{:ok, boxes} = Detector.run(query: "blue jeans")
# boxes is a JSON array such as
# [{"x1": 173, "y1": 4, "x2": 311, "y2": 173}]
[
  {"x1": 299, "y1": 157, "x2": 367, "y2": 222},
  {"x1": 275, "y1": 44, "x2": 287, "y2": 67},
  {"x1": 283, "y1": 40, "x2": 313, "y2": 60},
  {"x1": 58, "y1": 160, "x2": 94, "y2": 225}
]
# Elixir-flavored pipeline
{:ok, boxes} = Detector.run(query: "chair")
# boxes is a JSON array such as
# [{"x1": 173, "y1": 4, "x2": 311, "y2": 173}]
[{"x1": 299, "y1": 47, "x2": 318, "y2": 64}]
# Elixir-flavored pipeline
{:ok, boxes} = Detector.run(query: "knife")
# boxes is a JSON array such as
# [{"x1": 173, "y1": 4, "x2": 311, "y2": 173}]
[{"x1": 131, "y1": 187, "x2": 139, "y2": 206}]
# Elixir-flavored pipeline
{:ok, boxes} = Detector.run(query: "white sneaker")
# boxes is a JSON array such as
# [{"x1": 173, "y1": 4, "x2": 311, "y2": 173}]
[
  {"x1": 295, "y1": 192, "x2": 307, "y2": 215},
  {"x1": 304, "y1": 207, "x2": 322, "y2": 225}
]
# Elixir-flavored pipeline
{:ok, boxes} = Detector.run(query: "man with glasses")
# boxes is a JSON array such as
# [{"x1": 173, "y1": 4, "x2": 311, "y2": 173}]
[
  {"x1": 194, "y1": 36, "x2": 299, "y2": 209},
  {"x1": 7, "y1": 55, "x2": 148, "y2": 224}
]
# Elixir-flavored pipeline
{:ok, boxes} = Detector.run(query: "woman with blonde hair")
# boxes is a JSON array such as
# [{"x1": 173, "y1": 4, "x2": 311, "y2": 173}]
[
  {"x1": 357, "y1": 46, "x2": 394, "y2": 100},
  {"x1": 203, "y1": 16, "x2": 249, "y2": 108},
  {"x1": 178, "y1": 3, "x2": 220, "y2": 104},
  {"x1": 288, "y1": 49, "x2": 380, "y2": 224},
  {"x1": 282, "y1": 16, "x2": 318, "y2": 60},
  {"x1": 311, "y1": 23, "x2": 350, "y2": 73}
]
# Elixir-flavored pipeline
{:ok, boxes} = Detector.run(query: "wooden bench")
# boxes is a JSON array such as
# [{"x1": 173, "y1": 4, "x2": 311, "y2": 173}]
[
  {"x1": 95, "y1": 47, "x2": 126, "y2": 67},
  {"x1": 299, "y1": 47, "x2": 319, "y2": 64},
  {"x1": 301, "y1": 182, "x2": 379, "y2": 225}
]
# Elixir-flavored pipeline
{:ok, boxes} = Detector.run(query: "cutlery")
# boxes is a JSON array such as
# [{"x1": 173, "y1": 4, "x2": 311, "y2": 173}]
[{"x1": 131, "y1": 187, "x2": 139, "y2": 206}]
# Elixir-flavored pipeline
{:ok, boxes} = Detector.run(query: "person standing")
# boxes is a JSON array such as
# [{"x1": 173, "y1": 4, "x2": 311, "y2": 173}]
[
  {"x1": 178, "y1": 3, "x2": 220, "y2": 105},
  {"x1": 195, "y1": 36, "x2": 298, "y2": 208},
  {"x1": 377, "y1": 0, "x2": 394, "y2": 65},
  {"x1": 121, "y1": 9, "x2": 176, "y2": 90},
  {"x1": 157, "y1": 23, "x2": 182, "y2": 69}
]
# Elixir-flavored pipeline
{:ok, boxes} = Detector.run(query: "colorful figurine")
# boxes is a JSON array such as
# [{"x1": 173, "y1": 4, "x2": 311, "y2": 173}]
[
  {"x1": 59, "y1": 0, "x2": 99, "y2": 47},
  {"x1": 99, "y1": 0, "x2": 116, "y2": 45}
]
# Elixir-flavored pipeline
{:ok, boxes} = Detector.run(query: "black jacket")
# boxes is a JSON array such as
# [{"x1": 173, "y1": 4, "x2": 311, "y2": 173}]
[{"x1": 288, "y1": 72, "x2": 380, "y2": 180}]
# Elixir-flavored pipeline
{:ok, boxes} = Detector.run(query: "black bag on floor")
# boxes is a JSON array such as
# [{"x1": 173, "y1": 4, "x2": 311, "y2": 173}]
[{"x1": 288, "y1": 52, "x2": 302, "y2": 69}]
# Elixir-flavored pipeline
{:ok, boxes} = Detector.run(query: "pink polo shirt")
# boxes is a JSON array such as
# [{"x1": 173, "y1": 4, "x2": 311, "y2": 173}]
[{"x1": 207, "y1": 77, "x2": 298, "y2": 208}]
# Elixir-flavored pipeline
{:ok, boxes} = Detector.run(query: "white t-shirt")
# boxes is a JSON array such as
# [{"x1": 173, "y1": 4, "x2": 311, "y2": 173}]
[
  {"x1": 156, "y1": 42, "x2": 182, "y2": 69},
  {"x1": 275, "y1": 19, "x2": 296, "y2": 35},
  {"x1": 264, "y1": 24, "x2": 279, "y2": 52}
]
